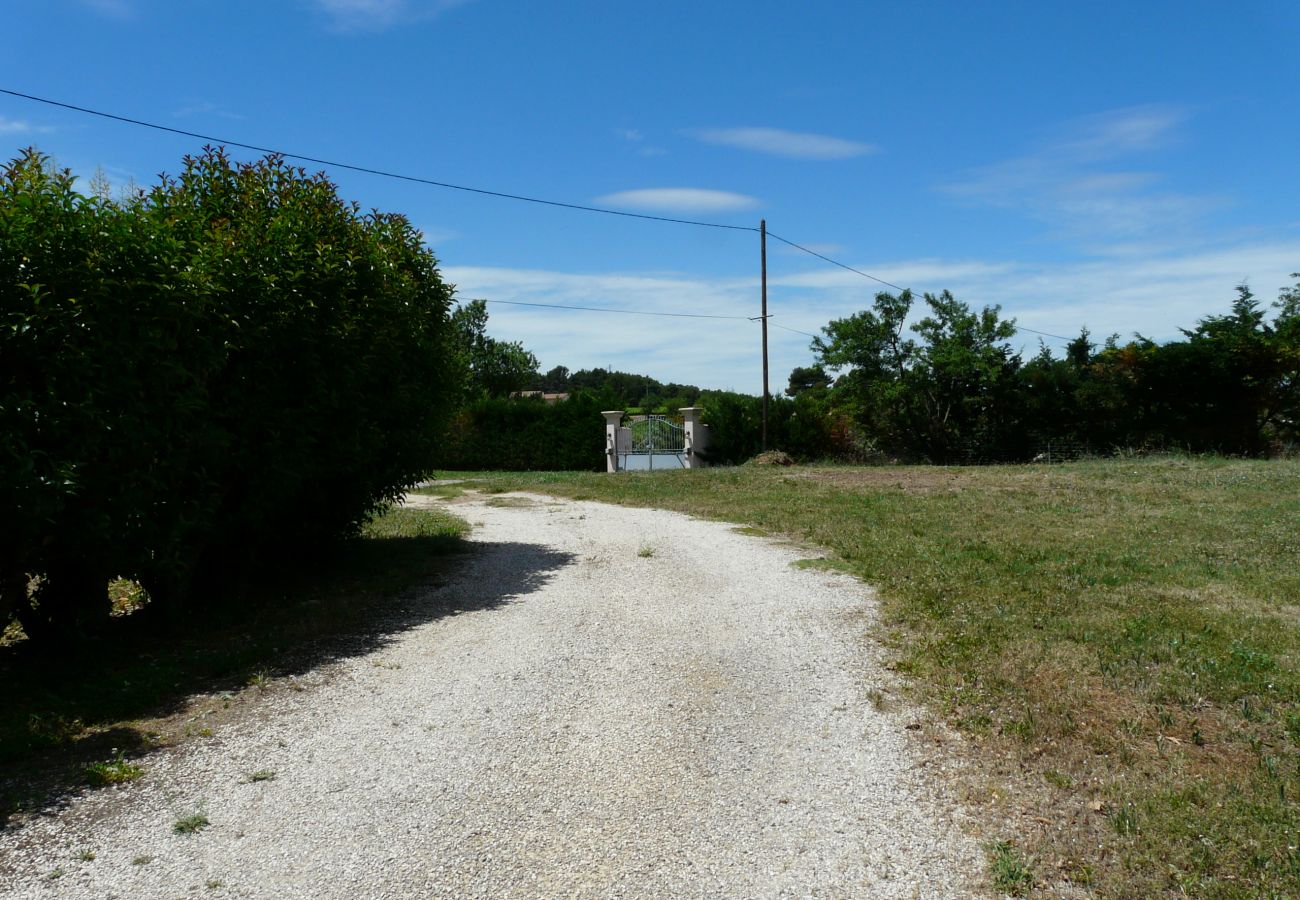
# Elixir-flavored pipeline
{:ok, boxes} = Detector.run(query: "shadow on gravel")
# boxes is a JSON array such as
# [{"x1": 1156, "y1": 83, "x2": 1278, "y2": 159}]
[{"x1": 0, "y1": 537, "x2": 574, "y2": 832}]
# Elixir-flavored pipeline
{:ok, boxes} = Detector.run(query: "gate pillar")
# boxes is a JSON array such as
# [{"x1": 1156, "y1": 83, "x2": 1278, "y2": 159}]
[
  {"x1": 602, "y1": 410, "x2": 624, "y2": 472},
  {"x1": 679, "y1": 407, "x2": 710, "y2": 469}
]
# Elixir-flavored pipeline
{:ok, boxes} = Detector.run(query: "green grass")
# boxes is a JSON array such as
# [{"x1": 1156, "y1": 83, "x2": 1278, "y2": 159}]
[
  {"x1": 0, "y1": 504, "x2": 469, "y2": 817},
  {"x1": 83, "y1": 754, "x2": 144, "y2": 786},
  {"x1": 172, "y1": 809, "x2": 210, "y2": 834},
  {"x1": 444, "y1": 458, "x2": 1300, "y2": 898},
  {"x1": 989, "y1": 840, "x2": 1035, "y2": 896}
]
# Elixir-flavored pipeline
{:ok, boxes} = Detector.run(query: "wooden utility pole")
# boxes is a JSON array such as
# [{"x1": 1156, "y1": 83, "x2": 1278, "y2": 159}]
[{"x1": 760, "y1": 218, "x2": 769, "y2": 451}]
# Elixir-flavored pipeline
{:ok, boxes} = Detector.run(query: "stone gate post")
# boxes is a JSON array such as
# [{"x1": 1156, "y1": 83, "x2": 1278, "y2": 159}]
[
  {"x1": 679, "y1": 407, "x2": 710, "y2": 469},
  {"x1": 602, "y1": 410, "x2": 624, "y2": 472}
]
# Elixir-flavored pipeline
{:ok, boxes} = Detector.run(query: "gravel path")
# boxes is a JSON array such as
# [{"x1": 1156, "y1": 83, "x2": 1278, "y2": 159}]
[{"x1": 1, "y1": 492, "x2": 984, "y2": 898}]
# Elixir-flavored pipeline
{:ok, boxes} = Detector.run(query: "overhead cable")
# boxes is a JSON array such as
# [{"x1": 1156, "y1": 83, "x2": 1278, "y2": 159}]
[
  {"x1": 1, "y1": 87, "x2": 1079, "y2": 342},
  {"x1": 0, "y1": 87, "x2": 756, "y2": 232},
  {"x1": 485, "y1": 299, "x2": 750, "y2": 320}
]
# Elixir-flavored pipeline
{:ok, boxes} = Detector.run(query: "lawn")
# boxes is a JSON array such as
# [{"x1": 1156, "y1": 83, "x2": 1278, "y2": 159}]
[{"x1": 431, "y1": 457, "x2": 1300, "y2": 898}]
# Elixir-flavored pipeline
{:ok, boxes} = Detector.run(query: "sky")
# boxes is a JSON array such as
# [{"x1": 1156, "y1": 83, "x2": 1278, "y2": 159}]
[{"x1": 5, "y1": 0, "x2": 1300, "y2": 394}]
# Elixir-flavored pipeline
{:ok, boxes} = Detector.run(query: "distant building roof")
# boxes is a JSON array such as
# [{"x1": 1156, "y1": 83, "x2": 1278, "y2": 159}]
[{"x1": 509, "y1": 391, "x2": 570, "y2": 404}]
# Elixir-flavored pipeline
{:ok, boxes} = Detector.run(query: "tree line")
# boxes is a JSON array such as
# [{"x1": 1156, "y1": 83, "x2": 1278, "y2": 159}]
[{"x1": 801, "y1": 283, "x2": 1299, "y2": 462}]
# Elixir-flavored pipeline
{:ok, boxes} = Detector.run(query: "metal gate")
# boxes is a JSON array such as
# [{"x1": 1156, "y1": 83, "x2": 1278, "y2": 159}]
[{"x1": 617, "y1": 414, "x2": 686, "y2": 471}]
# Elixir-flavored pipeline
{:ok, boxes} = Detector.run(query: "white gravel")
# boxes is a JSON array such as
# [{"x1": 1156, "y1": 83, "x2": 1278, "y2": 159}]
[{"x1": 0, "y1": 491, "x2": 984, "y2": 898}]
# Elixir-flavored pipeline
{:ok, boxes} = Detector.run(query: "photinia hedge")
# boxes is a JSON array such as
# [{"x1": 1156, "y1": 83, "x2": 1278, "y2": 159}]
[{"x1": 0, "y1": 147, "x2": 460, "y2": 641}]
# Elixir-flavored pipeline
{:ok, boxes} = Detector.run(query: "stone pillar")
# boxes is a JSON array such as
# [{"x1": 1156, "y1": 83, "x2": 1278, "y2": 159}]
[
  {"x1": 602, "y1": 411, "x2": 624, "y2": 472},
  {"x1": 679, "y1": 407, "x2": 710, "y2": 469}
]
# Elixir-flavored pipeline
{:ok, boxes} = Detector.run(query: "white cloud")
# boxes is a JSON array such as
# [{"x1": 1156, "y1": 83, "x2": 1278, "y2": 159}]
[
  {"x1": 444, "y1": 239, "x2": 1300, "y2": 393},
  {"x1": 594, "y1": 188, "x2": 759, "y2": 214},
  {"x1": 689, "y1": 126, "x2": 875, "y2": 160},
  {"x1": 940, "y1": 105, "x2": 1213, "y2": 242},
  {"x1": 174, "y1": 101, "x2": 244, "y2": 121},
  {"x1": 313, "y1": 0, "x2": 472, "y2": 31},
  {"x1": 1054, "y1": 106, "x2": 1188, "y2": 160},
  {"x1": 0, "y1": 116, "x2": 54, "y2": 136}
]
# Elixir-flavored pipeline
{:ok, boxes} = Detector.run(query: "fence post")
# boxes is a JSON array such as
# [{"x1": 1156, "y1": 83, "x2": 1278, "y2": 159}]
[{"x1": 602, "y1": 410, "x2": 624, "y2": 472}]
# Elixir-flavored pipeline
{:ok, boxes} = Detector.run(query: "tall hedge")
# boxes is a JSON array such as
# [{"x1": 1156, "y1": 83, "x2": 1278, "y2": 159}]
[
  {"x1": 1, "y1": 148, "x2": 459, "y2": 639},
  {"x1": 438, "y1": 392, "x2": 612, "y2": 471}
]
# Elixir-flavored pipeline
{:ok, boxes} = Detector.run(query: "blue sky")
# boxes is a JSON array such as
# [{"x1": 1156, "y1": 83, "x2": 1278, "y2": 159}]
[{"x1": 5, "y1": 0, "x2": 1300, "y2": 393}]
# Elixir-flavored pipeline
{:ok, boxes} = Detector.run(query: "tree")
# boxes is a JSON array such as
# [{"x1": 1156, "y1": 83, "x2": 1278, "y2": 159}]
[
  {"x1": 814, "y1": 289, "x2": 1022, "y2": 461},
  {"x1": 786, "y1": 364, "x2": 832, "y2": 397},
  {"x1": 450, "y1": 299, "x2": 540, "y2": 398}
]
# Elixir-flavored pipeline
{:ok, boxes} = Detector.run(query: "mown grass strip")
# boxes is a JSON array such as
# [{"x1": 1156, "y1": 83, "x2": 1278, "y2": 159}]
[{"x1": 446, "y1": 458, "x2": 1300, "y2": 898}]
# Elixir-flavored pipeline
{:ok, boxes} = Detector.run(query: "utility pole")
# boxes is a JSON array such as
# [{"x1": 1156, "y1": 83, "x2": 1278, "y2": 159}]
[{"x1": 760, "y1": 218, "x2": 769, "y2": 451}]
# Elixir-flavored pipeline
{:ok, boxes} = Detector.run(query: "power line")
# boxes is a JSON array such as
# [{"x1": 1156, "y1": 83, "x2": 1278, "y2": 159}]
[
  {"x1": 485, "y1": 299, "x2": 750, "y2": 320},
  {"x1": 764, "y1": 230, "x2": 1071, "y2": 343},
  {"x1": 772, "y1": 322, "x2": 821, "y2": 340},
  {"x1": 765, "y1": 231, "x2": 909, "y2": 293},
  {"x1": 1, "y1": 87, "x2": 1082, "y2": 344},
  {"x1": 0, "y1": 87, "x2": 756, "y2": 233}
]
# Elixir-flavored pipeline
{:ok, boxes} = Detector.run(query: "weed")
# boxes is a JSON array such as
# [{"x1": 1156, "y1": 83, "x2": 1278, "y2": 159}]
[
  {"x1": 246, "y1": 770, "x2": 276, "y2": 783},
  {"x1": 637, "y1": 545, "x2": 655, "y2": 558},
  {"x1": 84, "y1": 754, "x2": 144, "y2": 786},
  {"x1": 132, "y1": 855, "x2": 153, "y2": 866},
  {"x1": 75, "y1": 848, "x2": 95, "y2": 861},
  {"x1": 1112, "y1": 804, "x2": 1139, "y2": 837},
  {"x1": 46, "y1": 868, "x2": 64, "y2": 881},
  {"x1": 1044, "y1": 770, "x2": 1074, "y2": 789},
  {"x1": 866, "y1": 687, "x2": 887, "y2": 711},
  {"x1": 173, "y1": 809, "x2": 210, "y2": 834},
  {"x1": 988, "y1": 840, "x2": 1033, "y2": 896},
  {"x1": 246, "y1": 668, "x2": 272, "y2": 690},
  {"x1": 205, "y1": 879, "x2": 224, "y2": 890}
]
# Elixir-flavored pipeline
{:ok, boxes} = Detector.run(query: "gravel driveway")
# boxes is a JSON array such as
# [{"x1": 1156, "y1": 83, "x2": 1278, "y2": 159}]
[{"x1": 1, "y1": 492, "x2": 984, "y2": 898}]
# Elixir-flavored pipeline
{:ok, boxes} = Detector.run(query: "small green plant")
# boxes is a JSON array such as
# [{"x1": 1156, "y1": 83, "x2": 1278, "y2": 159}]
[
  {"x1": 247, "y1": 668, "x2": 272, "y2": 690},
  {"x1": 246, "y1": 769, "x2": 277, "y2": 783},
  {"x1": 84, "y1": 754, "x2": 144, "y2": 786},
  {"x1": 173, "y1": 809, "x2": 211, "y2": 834},
  {"x1": 206, "y1": 879, "x2": 224, "y2": 890},
  {"x1": 1112, "y1": 804, "x2": 1139, "y2": 837},
  {"x1": 1044, "y1": 769, "x2": 1074, "y2": 789},
  {"x1": 988, "y1": 840, "x2": 1034, "y2": 896},
  {"x1": 75, "y1": 848, "x2": 96, "y2": 861},
  {"x1": 637, "y1": 545, "x2": 655, "y2": 558},
  {"x1": 866, "y1": 687, "x2": 886, "y2": 711},
  {"x1": 46, "y1": 868, "x2": 65, "y2": 881},
  {"x1": 132, "y1": 855, "x2": 153, "y2": 866}
]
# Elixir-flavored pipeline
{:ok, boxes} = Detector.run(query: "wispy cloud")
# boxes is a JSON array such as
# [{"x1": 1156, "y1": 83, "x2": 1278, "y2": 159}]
[
  {"x1": 940, "y1": 105, "x2": 1216, "y2": 243},
  {"x1": 689, "y1": 127, "x2": 875, "y2": 160},
  {"x1": 446, "y1": 239, "x2": 1300, "y2": 392},
  {"x1": 443, "y1": 265, "x2": 763, "y2": 391},
  {"x1": 313, "y1": 0, "x2": 473, "y2": 31},
  {"x1": 0, "y1": 116, "x2": 55, "y2": 137},
  {"x1": 174, "y1": 101, "x2": 245, "y2": 121},
  {"x1": 595, "y1": 188, "x2": 760, "y2": 214},
  {"x1": 615, "y1": 127, "x2": 666, "y2": 157}
]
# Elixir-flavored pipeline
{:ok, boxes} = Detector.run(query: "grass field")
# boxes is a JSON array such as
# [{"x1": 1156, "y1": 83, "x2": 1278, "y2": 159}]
[
  {"x1": 0, "y1": 505, "x2": 469, "y2": 825},
  {"x1": 430, "y1": 457, "x2": 1300, "y2": 898}
]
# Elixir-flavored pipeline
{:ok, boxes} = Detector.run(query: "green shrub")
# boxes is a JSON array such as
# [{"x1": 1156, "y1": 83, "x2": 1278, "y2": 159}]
[
  {"x1": 1, "y1": 148, "x2": 459, "y2": 639},
  {"x1": 439, "y1": 392, "x2": 612, "y2": 471}
]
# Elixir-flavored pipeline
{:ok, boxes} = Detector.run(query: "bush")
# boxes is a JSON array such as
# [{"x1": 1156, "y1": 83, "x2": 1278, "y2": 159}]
[
  {"x1": 438, "y1": 392, "x2": 612, "y2": 471},
  {"x1": 0, "y1": 148, "x2": 459, "y2": 639}
]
